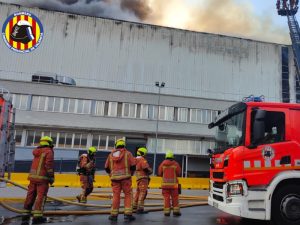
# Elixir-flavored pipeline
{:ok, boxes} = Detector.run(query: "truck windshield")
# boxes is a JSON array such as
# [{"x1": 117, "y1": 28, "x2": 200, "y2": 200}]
[{"x1": 214, "y1": 111, "x2": 245, "y2": 153}]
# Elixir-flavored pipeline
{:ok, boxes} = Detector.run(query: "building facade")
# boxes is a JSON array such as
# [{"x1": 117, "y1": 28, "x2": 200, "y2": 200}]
[{"x1": 0, "y1": 3, "x2": 296, "y2": 176}]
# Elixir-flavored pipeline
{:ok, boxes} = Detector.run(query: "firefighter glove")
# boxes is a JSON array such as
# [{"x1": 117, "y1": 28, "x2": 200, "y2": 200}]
[{"x1": 49, "y1": 177, "x2": 55, "y2": 185}]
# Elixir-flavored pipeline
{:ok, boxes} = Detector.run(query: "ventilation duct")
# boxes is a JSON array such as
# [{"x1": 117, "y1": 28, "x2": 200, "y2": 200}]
[{"x1": 32, "y1": 72, "x2": 76, "y2": 86}]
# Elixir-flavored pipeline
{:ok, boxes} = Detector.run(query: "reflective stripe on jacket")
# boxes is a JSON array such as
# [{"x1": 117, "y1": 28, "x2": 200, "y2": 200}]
[
  {"x1": 135, "y1": 156, "x2": 152, "y2": 181},
  {"x1": 28, "y1": 146, "x2": 54, "y2": 182},
  {"x1": 158, "y1": 159, "x2": 181, "y2": 189},
  {"x1": 78, "y1": 154, "x2": 96, "y2": 175},
  {"x1": 105, "y1": 148, "x2": 136, "y2": 181}
]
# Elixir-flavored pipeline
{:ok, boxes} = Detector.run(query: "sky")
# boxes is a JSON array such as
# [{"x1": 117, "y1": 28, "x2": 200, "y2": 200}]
[
  {"x1": 0, "y1": 0, "x2": 297, "y2": 44},
  {"x1": 251, "y1": 0, "x2": 287, "y2": 26}
]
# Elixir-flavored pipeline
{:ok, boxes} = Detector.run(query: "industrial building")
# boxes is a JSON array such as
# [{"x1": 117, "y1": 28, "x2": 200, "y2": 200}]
[{"x1": 0, "y1": 3, "x2": 295, "y2": 177}]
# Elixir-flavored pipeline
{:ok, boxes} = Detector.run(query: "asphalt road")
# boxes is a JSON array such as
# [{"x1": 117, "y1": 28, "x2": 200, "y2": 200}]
[
  {"x1": 0, "y1": 188, "x2": 273, "y2": 225},
  {"x1": 0, "y1": 203, "x2": 273, "y2": 225}
]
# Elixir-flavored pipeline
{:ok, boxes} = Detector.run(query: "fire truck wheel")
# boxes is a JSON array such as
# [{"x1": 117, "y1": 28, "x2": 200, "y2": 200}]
[{"x1": 271, "y1": 184, "x2": 300, "y2": 225}]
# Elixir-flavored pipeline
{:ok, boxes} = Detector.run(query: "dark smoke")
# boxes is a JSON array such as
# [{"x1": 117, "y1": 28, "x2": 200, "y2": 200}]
[
  {"x1": 0, "y1": 0, "x2": 290, "y2": 44},
  {"x1": 121, "y1": 0, "x2": 151, "y2": 20},
  {"x1": 0, "y1": 0, "x2": 151, "y2": 21}
]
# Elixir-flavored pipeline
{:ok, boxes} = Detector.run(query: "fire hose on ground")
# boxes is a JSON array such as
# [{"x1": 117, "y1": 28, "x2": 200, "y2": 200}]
[{"x1": 0, "y1": 177, "x2": 208, "y2": 216}]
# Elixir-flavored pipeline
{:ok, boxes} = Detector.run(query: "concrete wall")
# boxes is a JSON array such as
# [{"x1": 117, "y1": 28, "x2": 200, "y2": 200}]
[
  {"x1": 0, "y1": 3, "x2": 288, "y2": 102},
  {"x1": 2, "y1": 79, "x2": 234, "y2": 137}
]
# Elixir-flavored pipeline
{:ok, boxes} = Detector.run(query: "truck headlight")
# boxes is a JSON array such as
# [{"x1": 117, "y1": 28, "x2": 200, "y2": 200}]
[{"x1": 226, "y1": 183, "x2": 244, "y2": 197}]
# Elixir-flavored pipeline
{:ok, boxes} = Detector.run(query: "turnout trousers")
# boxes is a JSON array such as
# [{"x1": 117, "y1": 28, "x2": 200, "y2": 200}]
[
  {"x1": 111, "y1": 178, "x2": 133, "y2": 216},
  {"x1": 162, "y1": 188, "x2": 180, "y2": 215},
  {"x1": 133, "y1": 178, "x2": 148, "y2": 210},
  {"x1": 23, "y1": 181, "x2": 49, "y2": 218},
  {"x1": 78, "y1": 175, "x2": 94, "y2": 203}
]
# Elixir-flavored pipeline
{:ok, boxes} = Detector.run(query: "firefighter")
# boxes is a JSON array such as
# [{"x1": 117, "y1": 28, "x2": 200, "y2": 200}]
[
  {"x1": 23, "y1": 136, "x2": 54, "y2": 224},
  {"x1": 276, "y1": 0, "x2": 280, "y2": 10},
  {"x1": 76, "y1": 146, "x2": 97, "y2": 203},
  {"x1": 105, "y1": 139, "x2": 136, "y2": 222},
  {"x1": 133, "y1": 147, "x2": 152, "y2": 214},
  {"x1": 283, "y1": 0, "x2": 287, "y2": 9},
  {"x1": 291, "y1": 0, "x2": 295, "y2": 8},
  {"x1": 158, "y1": 150, "x2": 181, "y2": 217}
]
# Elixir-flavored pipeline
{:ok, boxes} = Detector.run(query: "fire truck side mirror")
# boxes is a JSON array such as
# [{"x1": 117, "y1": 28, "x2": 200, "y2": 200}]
[{"x1": 251, "y1": 109, "x2": 266, "y2": 146}]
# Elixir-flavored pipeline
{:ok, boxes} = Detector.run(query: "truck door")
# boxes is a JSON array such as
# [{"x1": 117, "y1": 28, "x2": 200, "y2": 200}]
[{"x1": 243, "y1": 109, "x2": 292, "y2": 186}]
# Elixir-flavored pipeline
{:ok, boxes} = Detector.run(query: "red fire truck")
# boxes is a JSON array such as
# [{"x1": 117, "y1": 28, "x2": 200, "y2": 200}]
[
  {"x1": 0, "y1": 87, "x2": 15, "y2": 187},
  {"x1": 208, "y1": 97, "x2": 300, "y2": 225}
]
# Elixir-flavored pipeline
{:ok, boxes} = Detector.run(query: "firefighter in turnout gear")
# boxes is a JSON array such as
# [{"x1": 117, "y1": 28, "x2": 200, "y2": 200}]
[
  {"x1": 76, "y1": 146, "x2": 97, "y2": 203},
  {"x1": 105, "y1": 139, "x2": 136, "y2": 222},
  {"x1": 158, "y1": 150, "x2": 181, "y2": 217},
  {"x1": 133, "y1": 147, "x2": 152, "y2": 214},
  {"x1": 23, "y1": 136, "x2": 54, "y2": 224}
]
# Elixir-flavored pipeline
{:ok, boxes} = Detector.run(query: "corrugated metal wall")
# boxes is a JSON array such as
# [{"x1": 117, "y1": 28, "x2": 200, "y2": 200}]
[{"x1": 0, "y1": 3, "x2": 284, "y2": 102}]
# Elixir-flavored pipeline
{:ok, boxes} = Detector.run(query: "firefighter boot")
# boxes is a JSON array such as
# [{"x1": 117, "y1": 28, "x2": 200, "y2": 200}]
[
  {"x1": 76, "y1": 195, "x2": 81, "y2": 203},
  {"x1": 76, "y1": 195, "x2": 87, "y2": 203},
  {"x1": 32, "y1": 217, "x2": 48, "y2": 224},
  {"x1": 21, "y1": 215, "x2": 30, "y2": 225},
  {"x1": 124, "y1": 215, "x2": 136, "y2": 222},
  {"x1": 136, "y1": 209, "x2": 148, "y2": 214},
  {"x1": 108, "y1": 215, "x2": 118, "y2": 221},
  {"x1": 173, "y1": 212, "x2": 182, "y2": 217}
]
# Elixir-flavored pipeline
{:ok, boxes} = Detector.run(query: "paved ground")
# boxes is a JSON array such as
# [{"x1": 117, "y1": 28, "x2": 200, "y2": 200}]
[{"x1": 0, "y1": 187, "x2": 273, "y2": 225}]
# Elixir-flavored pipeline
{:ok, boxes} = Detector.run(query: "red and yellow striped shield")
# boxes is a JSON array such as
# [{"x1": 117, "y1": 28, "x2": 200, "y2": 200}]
[{"x1": 2, "y1": 11, "x2": 44, "y2": 53}]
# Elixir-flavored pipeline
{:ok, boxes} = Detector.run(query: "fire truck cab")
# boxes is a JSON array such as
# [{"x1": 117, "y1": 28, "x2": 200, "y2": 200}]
[{"x1": 208, "y1": 99, "x2": 300, "y2": 225}]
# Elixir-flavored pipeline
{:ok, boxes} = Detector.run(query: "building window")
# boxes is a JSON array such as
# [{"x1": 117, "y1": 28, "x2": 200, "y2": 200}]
[
  {"x1": 25, "y1": 130, "x2": 90, "y2": 149},
  {"x1": 58, "y1": 132, "x2": 73, "y2": 148},
  {"x1": 32, "y1": 96, "x2": 91, "y2": 114},
  {"x1": 26, "y1": 130, "x2": 42, "y2": 146},
  {"x1": 190, "y1": 109, "x2": 201, "y2": 123},
  {"x1": 26, "y1": 130, "x2": 58, "y2": 147},
  {"x1": 94, "y1": 101, "x2": 105, "y2": 116},
  {"x1": 92, "y1": 134, "x2": 124, "y2": 150},
  {"x1": 107, "y1": 136, "x2": 116, "y2": 150},
  {"x1": 92, "y1": 134, "x2": 101, "y2": 149},
  {"x1": 147, "y1": 137, "x2": 215, "y2": 155},
  {"x1": 47, "y1": 97, "x2": 62, "y2": 112},
  {"x1": 122, "y1": 103, "x2": 137, "y2": 118},
  {"x1": 190, "y1": 109, "x2": 213, "y2": 124},
  {"x1": 177, "y1": 139, "x2": 189, "y2": 153},
  {"x1": 76, "y1": 99, "x2": 91, "y2": 114},
  {"x1": 70, "y1": 99, "x2": 76, "y2": 113},
  {"x1": 108, "y1": 102, "x2": 118, "y2": 117},
  {"x1": 201, "y1": 140, "x2": 215, "y2": 155},
  {"x1": 99, "y1": 136, "x2": 107, "y2": 149},
  {"x1": 62, "y1": 98, "x2": 76, "y2": 113},
  {"x1": 165, "y1": 106, "x2": 174, "y2": 121},
  {"x1": 211, "y1": 110, "x2": 218, "y2": 123},
  {"x1": 177, "y1": 108, "x2": 188, "y2": 122},
  {"x1": 42, "y1": 131, "x2": 58, "y2": 147},
  {"x1": 164, "y1": 138, "x2": 177, "y2": 152},
  {"x1": 14, "y1": 130, "x2": 23, "y2": 146},
  {"x1": 31, "y1": 96, "x2": 47, "y2": 111},
  {"x1": 12, "y1": 94, "x2": 29, "y2": 110},
  {"x1": 73, "y1": 133, "x2": 88, "y2": 149},
  {"x1": 140, "y1": 104, "x2": 148, "y2": 119},
  {"x1": 149, "y1": 105, "x2": 174, "y2": 121},
  {"x1": 201, "y1": 109, "x2": 211, "y2": 124},
  {"x1": 149, "y1": 105, "x2": 158, "y2": 120}
]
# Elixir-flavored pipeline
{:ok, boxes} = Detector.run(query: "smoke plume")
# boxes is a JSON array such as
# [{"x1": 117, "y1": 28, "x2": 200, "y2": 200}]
[{"x1": 0, "y1": 0, "x2": 290, "y2": 44}]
